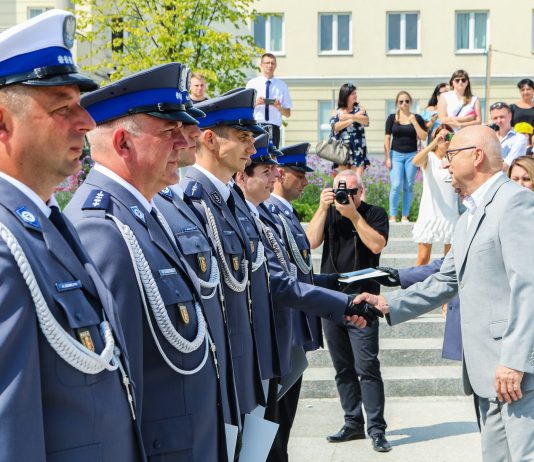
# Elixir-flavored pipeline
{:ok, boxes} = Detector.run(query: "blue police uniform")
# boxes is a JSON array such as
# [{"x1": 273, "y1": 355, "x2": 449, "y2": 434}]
[
  {"x1": 154, "y1": 185, "x2": 241, "y2": 427},
  {"x1": 64, "y1": 64, "x2": 227, "y2": 461},
  {"x1": 180, "y1": 88, "x2": 266, "y2": 416},
  {"x1": 0, "y1": 10, "x2": 142, "y2": 461}
]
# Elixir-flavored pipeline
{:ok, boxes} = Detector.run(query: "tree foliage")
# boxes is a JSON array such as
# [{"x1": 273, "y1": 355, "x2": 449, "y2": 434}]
[{"x1": 73, "y1": 0, "x2": 263, "y2": 94}]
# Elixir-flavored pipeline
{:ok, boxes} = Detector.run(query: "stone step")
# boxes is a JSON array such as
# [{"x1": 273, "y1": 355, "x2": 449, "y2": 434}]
[
  {"x1": 300, "y1": 365, "x2": 464, "y2": 398},
  {"x1": 387, "y1": 222, "x2": 416, "y2": 238},
  {"x1": 378, "y1": 314, "x2": 445, "y2": 338},
  {"x1": 308, "y1": 337, "x2": 455, "y2": 368}
]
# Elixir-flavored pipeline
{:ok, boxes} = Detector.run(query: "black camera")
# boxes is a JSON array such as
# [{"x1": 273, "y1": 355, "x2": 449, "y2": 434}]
[
  {"x1": 334, "y1": 180, "x2": 350, "y2": 204},
  {"x1": 488, "y1": 123, "x2": 499, "y2": 132}
]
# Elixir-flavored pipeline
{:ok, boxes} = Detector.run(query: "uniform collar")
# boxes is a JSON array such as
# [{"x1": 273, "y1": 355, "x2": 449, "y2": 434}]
[
  {"x1": 0, "y1": 171, "x2": 53, "y2": 217},
  {"x1": 93, "y1": 163, "x2": 154, "y2": 211},
  {"x1": 192, "y1": 163, "x2": 231, "y2": 201},
  {"x1": 246, "y1": 200, "x2": 260, "y2": 218},
  {"x1": 271, "y1": 193, "x2": 293, "y2": 212}
]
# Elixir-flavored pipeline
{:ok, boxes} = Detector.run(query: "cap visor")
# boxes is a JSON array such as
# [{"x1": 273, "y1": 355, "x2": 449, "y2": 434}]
[
  {"x1": 22, "y1": 73, "x2": 99, "y2": 92},
  {"x1": 149, "y1": 110, "x2": 199, "y2": 125},
  {"x1": 286, "y1": 165, "x2": 313, "y2": 173},
  {"x1": 252, "y1": 158, "x2": 279, "y2": 166},
  {"x1": 232, "y1": 124, "x2": 267, "y2": 135},
  {"x1": 268, "y1": 147, "x2": 284, "y2": 157},
  {"x1": 187, "y1": 106, "x2": 206, "y2": 118}
]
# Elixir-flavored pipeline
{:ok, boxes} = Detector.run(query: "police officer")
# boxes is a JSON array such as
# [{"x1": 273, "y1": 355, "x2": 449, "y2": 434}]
[
  {"x1": 64, "y1": 64, "x2": 228, "y2": 461},
  {"x1": 180, "y1": 88, "x2": 266, "y2": 419},
  {"x1": 0, "y1": 10, "x2": 143, "y2": 461}
]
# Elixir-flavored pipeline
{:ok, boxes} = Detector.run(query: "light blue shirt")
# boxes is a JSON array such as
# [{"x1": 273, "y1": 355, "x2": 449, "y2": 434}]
[{"x1": 500, "y1": 129, "x2": 528, "y2": 166}]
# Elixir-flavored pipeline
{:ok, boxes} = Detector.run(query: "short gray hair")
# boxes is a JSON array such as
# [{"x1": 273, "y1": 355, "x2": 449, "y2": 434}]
[{"x1": 334, "y1": 169, "x2": 363, "y2": 188}]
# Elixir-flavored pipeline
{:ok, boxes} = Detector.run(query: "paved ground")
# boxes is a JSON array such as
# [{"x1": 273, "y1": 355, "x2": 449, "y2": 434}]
[{"x1": 288, "y1": 396, "x2": 482, "y2": 462}]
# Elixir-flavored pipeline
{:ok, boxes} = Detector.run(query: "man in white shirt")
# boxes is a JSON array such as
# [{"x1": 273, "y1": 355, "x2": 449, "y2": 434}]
[
  {"x1": 246, "y1": 53, "x2": 292, "y2": 147},
  {"x1": 189, "y1": 73, "x2": 208, "y2": 103},
  {"x1": 490, "y1": 102, "x2": 528, "y2": 170}
]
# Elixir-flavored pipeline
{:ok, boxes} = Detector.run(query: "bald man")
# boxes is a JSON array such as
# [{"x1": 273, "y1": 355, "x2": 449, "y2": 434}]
[{"x1": 355, "y1": 125, "x2": 534, "y2": 462}]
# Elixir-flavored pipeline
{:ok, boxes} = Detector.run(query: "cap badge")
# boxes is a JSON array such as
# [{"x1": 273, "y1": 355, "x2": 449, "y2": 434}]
[{"x1": 63, "y1": 15, "x2": 76, "y2": 49}]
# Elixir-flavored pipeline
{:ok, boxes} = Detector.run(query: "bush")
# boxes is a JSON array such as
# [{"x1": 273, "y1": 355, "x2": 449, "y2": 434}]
[{"x1": 294, "y1": 155, "x2": 423, "y2": 222}]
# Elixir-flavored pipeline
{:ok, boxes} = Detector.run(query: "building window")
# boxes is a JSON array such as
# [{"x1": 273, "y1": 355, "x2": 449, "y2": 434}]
[
  {"x1": 27, "y1": 7, "x2": 52, "y2": 19},
  {"x1": 319, "y1": 13, "x2": 351, "y2": 54},
  {"x1": 318, "y1": 101, "x2": 335, "y2": 140},
  {"x1": 253, "y1": 14, "x2": 284, "y2": 54},
  {"x1": 456, "y1": 11, "x2": 488, "y2": 52},
  {"x1": 387, "y1": 12, "x2": 419, "y2": 53}
]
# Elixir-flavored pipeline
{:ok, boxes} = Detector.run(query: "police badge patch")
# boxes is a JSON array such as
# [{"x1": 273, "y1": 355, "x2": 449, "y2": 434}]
[
  {"x1": 232, "y1": 255, "x2": 240, "y2": 271},
  {"x1": 197, "y1": 254, "x2": 208, "y2": 273},
  {"x1": 178, "y1": 304, "x2": 190, "y2": 325},
  {"x1": 302, "y1": 249, "x2": 308, "y2": 260},
  {"x1": 77, "y1": 329, "x2": 95, "y2": 352}
]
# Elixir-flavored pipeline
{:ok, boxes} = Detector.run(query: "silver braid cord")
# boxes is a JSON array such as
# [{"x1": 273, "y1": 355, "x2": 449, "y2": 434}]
[
  {"x1": 108, "y1": 215, "x2": 208, "y2": 370},
  {"x1": 0, "y1": 222, "x2": 117, "y2": 374},
  {"x1": 153, "y1": 208, "x2": 220, "y2": 299},
  {"x1": 250, "y1": 240, "x2": 266, "y2": 272},
  {"x1": 278, "y1": 213, "x2": 312, "y2": 274},
  {"x1": 200, "y1": 200, "x2": 248, "y2": 292},
  {"x1": 255, "y1": 217, "x2": 297, "y2": 279}
]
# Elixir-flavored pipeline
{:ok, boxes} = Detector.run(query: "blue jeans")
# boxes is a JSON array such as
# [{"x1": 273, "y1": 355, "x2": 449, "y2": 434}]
[{"x1": 389, "y1": 150, "x2": 417, "y2": 217}]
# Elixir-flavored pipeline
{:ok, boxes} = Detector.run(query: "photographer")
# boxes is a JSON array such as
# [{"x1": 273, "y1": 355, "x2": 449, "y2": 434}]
[{"x1": 306, "y1": 170, "x2": 391, "y2": 452}]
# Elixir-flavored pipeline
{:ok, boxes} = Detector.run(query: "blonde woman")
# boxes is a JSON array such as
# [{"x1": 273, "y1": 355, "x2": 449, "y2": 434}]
[
  {"x1": 508, "y1": 155, "x2": 534, "y2": 192},
  {"x1": 412, "y1": 124, "x2": 459, "y2": 265}
]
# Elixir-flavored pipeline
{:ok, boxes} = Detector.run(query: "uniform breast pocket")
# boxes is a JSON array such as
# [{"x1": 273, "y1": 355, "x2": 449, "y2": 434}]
[
  {"x1": 175, "y1": 228, "x2": 211, "y2": 256},
  {"x1": 221, "y1": 230, "x2": 244, "y2": 273},
  {"x1": 53, "y1": 290, "x2": 108, "y2": 387},
  {"x1": 293, "y1": 233, "x2": 310, "y2": 261}
]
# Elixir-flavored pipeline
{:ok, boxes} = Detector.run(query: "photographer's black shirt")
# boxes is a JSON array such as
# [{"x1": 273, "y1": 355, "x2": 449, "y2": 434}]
[{"x1": 320, "y1": 201, "x2": 389, "y2": 295}]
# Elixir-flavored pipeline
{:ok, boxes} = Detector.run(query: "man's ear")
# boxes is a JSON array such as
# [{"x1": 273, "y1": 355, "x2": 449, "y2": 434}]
[
  {"x1": 277, "y1": 167, "x2": 285, "y2": 182},
  {"x1": 0, "y1": 106, "x2": 13, "y2": 144},
  {"x1": 235, "y1": 171, "x2": 246, "y2": 184},
  {"x1": 111, "y1": 128, "x2": 132, "y2": 159},
  {"x1": 473, "y1": 147, "x2": 485, "y2": 167}
]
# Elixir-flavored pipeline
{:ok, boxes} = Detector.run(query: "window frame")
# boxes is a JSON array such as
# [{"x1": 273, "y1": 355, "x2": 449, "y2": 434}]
[
  {"x1": 386, "y1": 11, "x2": 421, "y2": 55},
  {"x1": 455, "y1": 10, "x2": 489, "y2": 54},
  {"x1": 27, "y1": 7, "x2": 52, "y2": 19},
  {"x1": 318, "y1": 100, "x2": 335, "y2": 141},
  {"x1": 318, "y1": 12, "x2": 352, "y2": 56},
  {"x1": 253, "y1": 13, "x2": 285, "y2": 56}
]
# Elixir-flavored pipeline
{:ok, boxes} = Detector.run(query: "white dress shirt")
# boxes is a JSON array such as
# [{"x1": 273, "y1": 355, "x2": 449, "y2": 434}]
[
  {"x1": 191, "y1": 163, "x2": 231, "y2": 201},
  {"x1": 270, "y1": 193, "x2": 293, "y2": 213},
  {"x1": 246, "y1": 75, "x2": 292, "y2": 127},
  {"x1": 463, "y1": 171, "x2": 504, "y2": 229},
  {"x1": 500, "y1": 129, "x2": 528, "y2": 166}
]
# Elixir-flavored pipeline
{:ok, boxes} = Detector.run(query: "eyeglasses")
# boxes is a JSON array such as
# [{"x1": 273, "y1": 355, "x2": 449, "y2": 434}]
[
  {"x1": 490, "y1": 102, "x2": 510, "y2": 111},
  {"x1": 398, "y1": 99, "x2": 410, "y2": 105},
  {"x1": 454, "y1": 78, "x2": 468, "y2": 83},
  {"x1": 445, "y1": 146, "x2": 477, "y2": 162}
]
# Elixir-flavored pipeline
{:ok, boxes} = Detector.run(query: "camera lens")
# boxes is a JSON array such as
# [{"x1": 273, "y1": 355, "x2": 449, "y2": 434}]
[{"x1": 335, "y1": 190, "x2": 350, "y2": 204}]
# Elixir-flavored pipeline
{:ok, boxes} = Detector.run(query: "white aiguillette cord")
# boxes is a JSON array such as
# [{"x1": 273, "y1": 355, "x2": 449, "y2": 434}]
[
  {"x1": 0, "y1": 222, "x2": 117, "y2": 375},
  {"x1": 277, "y1": 213, "x2": 312, "y2": 274},
  {"x1": 107, "y1": 213, "x2": 217, "y2": 377}
]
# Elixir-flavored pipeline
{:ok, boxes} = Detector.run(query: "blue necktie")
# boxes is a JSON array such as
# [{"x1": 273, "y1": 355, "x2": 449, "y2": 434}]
[{"x1": 265, "y1": 80, "x2": 271, "y2": 121}]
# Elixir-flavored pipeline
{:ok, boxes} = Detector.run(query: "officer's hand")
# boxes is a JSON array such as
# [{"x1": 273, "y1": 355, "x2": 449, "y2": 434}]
[
  {"x1": 354, "y1": 293, "x2": 390, "y2": 315},
  {"x1": 256, "y1": 96, "x2": 265, "y2": 106},
  {"x1": 373, "y1": 266, "x2": 401, "y2": 287},
  {"x1": 319, "y1": 188, "x2": 335, "y2": 211},
  {"x1": 334, "y1": 193, "x2": 358, "y2": 221},
  {"x1": 344, "y1": 296, "x2": 384, "y2": 325}
]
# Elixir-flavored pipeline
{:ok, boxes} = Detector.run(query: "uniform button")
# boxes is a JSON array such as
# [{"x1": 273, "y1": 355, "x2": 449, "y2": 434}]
[
  {"x1": 75, "y1": 312, "x2": 82, "y2": 321},
  {"x1": 153, "y1": 439, "x2": 161, "y2": 449},
  {"x1": 194, "y1": 240, "x2": 200, "y2": 248},
  {"x1": 175, "y1": 289, "x2": 181, "y2": 296}
]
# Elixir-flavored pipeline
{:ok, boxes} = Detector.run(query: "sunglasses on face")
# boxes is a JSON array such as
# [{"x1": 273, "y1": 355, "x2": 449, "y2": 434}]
[
  {"x1": 454, "y1": 78, "x2": 468, "y2": 83},
  {"x1": 398, "y1": 99, "x2": 410, "y2": 105}
]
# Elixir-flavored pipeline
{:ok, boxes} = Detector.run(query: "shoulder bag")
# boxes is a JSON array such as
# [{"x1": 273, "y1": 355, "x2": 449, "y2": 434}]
[{"x1": 316, "y1": 127, "x2": 350, "y2": 164}]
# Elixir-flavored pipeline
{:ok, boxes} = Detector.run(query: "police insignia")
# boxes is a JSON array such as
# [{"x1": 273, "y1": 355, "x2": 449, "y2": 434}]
[
  {"x1": 232, "y1": 255, "x2": 240, "y2": 271},
  {"x1": 197, "y1": 254, "x2": 208, "y2": 273},
  {"x1": 210, "y1": 191, "x2": 222, "y2": 205},
  {"x1": 250, "y1": 241, "x2": 255, "y2": 254},
  {"x1": 130, "y1": 206, "x2": 146, "y2": 224},
  {"x1": 63, "y1": 15, "x2": 76, "y2": 49},
  {"x1": 302, "y1": 249, "x2": 308, "y2": 259},
  {"x1": 16, "y1": 206, "x2": 41, "y2": 230},
  {"x1": 158, "y1": 187, "x2": 173, "y2": 200},
  {"x1": 179, "y1": 304, "x2": 190, "y2": 325},
  {"x1": 77, "y1": 329, "x2": 95, "y2": 352}
]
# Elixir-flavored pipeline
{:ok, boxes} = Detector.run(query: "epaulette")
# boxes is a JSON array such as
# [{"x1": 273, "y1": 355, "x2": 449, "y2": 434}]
[
  {"x1": 158, "y1": 187, "x2": 174, "y2": 201},
  {"x1": 184, "y1": 181, "x2": 203, "y2": 201},
  {"x1": 82, "y1": 190, "x2": 111, "y2": 211},
  {"x1": 268, "y1": 203, "x2": 280, "y2": 214}
]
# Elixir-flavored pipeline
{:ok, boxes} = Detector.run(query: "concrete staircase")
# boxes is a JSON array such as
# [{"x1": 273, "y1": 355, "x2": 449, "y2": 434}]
[{"x1": 301, "y1": 222, "x2": 464, "y2": 398}]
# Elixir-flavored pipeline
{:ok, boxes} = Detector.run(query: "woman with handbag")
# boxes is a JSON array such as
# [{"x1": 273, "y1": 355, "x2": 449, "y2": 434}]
[
  {"x1": 330, "y1": 83, "x2": 370, "y2": 177},
  {"x1": 384, "y1": 91, "x2": 427, "y2": 223},
  {"x1": 438, "y1": 69, "x2": 480, "y2": 132}
]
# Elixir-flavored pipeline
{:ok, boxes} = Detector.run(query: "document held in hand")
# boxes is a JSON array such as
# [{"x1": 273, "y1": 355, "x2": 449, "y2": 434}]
[{"x1": 338, "y1": 268, "x2": 388, "y2": 284}]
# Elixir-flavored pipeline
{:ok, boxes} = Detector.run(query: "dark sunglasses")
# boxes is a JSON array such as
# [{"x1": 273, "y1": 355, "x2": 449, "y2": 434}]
[
  {"x1": 398, "y1": 99, "x2": 410, "y2": 105},
  {"x1": 454, "y1": 78, "x2": 468, "y2": 83},
  {"x1": 490, "y1": 102, "x2": 510, "y2": 111}
]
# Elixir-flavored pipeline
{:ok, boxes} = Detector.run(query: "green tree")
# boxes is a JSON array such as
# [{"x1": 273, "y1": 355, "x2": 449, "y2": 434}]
[{"x1": 73, "y1": 0, "x2": 263, "y2": 93}]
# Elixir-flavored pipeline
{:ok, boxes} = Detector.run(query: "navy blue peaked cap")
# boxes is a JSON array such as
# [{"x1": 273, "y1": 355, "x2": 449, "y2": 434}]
[
  {"x1": 278, "y1": 143, "x2": 313, "y2": 172},
  {"x1": 81, "y1": 63, "x2": 200, "y2": 125},
  {"x1": 251, "y1": 134, "x2": 279, "y2": 165},
  {"x1": 195, "y1": 88, "x2": 266, "y2": 135}
]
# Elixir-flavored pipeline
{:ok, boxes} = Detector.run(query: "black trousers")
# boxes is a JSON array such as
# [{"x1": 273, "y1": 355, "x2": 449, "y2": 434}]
[
  {"x1": 322, "y1": 317, "x2": 387, "y2": 436},
  {"x1": 265, "y1": 376, "x2": 302, "y2": 462}
]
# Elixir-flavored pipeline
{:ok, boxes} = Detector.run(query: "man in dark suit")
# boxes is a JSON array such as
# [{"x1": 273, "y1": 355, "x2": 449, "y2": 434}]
[
  {"x1": 0, "y1": 10, "x2": 143, "y2": 461},
  {"x1": 65, "y1": 64, "x2": 229, "y2": 461}
]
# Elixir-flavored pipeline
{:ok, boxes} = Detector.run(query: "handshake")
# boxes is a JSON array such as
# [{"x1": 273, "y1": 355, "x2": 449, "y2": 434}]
[{"x1": 344, "y1": 297, "x2": 384, "y2": 325}]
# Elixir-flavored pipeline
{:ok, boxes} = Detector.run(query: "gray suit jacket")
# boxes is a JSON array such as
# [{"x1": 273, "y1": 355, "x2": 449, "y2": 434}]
[{"x1": 387, "y1": 174, "x2": 534, "y2": 398}]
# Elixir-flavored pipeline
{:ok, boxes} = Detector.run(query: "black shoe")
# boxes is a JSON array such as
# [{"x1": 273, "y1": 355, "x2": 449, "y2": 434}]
[
  {"x1": 371, "y1": 433, "x2": 392, "y2": 452},
  {"x1": 326, "y1": 425, "x2": 366, "y2": 443}
]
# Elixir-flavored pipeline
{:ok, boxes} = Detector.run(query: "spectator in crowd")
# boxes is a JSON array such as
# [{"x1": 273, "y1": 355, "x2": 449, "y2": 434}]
[
  {"x1": 513, "y1": 121, "x2": 534, "y2": 156},
  {"x1": 246, "y1": 53, "x2": 292, "y2": 147},
  {"x1": 330, "y1": 83, "x2": 370, "y2": 177},
  {"x1": 412, "y1": 124, "x2": 459, "y2": 266},
  {"x1": 306, "y1": 170, "x2": 391, "y2": 453},
  {"x1": 384, "y1": 91, "x2": 427, "y2": 223},
  {"x1": 421, "y1": 83, "x2": 449, "y2": 143},
  {"x1": 189, "y1": 72, "x2": 208, "y2": 103},
  {"x1": 508, "y1": 155, "x2": 534, "y2": 192},
  {"x1": 438, "y1": 69, "x2": 481, "y2": 131},
  {"x1": 510, "y1": 78, "x2": 534, "y2": 127},
  {"x1": 489, "y1": 102, "x2": 528, "y2": 170}
]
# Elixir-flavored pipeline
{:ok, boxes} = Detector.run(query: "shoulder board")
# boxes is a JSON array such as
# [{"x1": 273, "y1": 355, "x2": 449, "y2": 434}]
[
  {"x1": 268, "y1": 203, "x2": 280, "y2": 214},
  {"x1": 158, "y1": 187, "x2": 174, "y2": 202},
  {"x1": 82, "y1": 190, "x2": 111, "y2": 211},
  {"x1": 184, "y1": 181, "x2": 203, "y2": 200}
]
